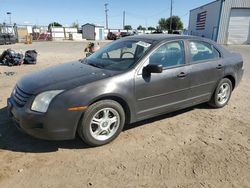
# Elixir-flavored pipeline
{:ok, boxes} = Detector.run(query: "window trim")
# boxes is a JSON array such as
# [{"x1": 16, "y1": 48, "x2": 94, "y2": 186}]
[{"x1": 187, "y1": 40, "x2": 222, "y2": 65}]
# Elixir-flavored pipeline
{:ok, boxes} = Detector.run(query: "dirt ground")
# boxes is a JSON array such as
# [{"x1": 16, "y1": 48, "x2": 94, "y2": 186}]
[{"x1": 0, "y1": 41, "x2": 249, "y2": 188}]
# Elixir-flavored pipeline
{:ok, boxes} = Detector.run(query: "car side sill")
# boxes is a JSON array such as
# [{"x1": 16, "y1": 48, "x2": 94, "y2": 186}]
[{"x1": 137, "y1": 93, "x2": 211, "y2": 118}]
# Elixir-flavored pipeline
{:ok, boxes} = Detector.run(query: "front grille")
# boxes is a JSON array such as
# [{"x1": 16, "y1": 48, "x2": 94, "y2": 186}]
[{"x1": 12, "y1": 86, "x2": 32, "y2": 107}]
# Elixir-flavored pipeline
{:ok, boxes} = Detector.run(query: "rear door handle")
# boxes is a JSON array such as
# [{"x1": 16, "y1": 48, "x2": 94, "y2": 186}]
[
  {"x1": 216, "y1": 64, "x2": 223, "y2": 69},
  {"x1": 177, "y1": 72, "x2": 187, "y2": 78}
]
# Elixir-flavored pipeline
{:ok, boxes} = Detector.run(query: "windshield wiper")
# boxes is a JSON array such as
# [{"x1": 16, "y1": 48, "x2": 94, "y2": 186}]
[{"x1": 87, "y1": 62, "x2": 104, "y2": 69}]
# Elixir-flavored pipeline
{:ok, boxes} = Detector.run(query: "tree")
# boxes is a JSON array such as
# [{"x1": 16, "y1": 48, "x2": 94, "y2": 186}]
[
  {"x1": 158, "y1": 16, "x2": 183, "y2": 31},
  {"x1": 148, "y1": 26, "x2": 156, "y2": 31},
  {"x1": 71, "y1": 22, "x2": 79, "y2": 28},
  {"x1": 137, "y1": 25, "x2": 143, "y2": 30},
  {"x1": 158, "y1": 18, "x2": 168, "y2": 30},
  {"x1": 167, "y1": 16, "x2": 183, "y2": 31},
  {"x1": 137, "y1": 25, "x2": 146, "y2": 30},
  {"x1": 124, "y1": 25, "x2": 132, "y2": 30},
  {"x1": 48, "y1": 22, "x2": 62, "y2": 30}
]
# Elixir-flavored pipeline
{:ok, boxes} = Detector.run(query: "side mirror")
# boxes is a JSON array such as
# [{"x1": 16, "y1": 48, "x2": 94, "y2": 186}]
[{"x1": 143, "y1": 64, "x2": 163, "y2": 74}]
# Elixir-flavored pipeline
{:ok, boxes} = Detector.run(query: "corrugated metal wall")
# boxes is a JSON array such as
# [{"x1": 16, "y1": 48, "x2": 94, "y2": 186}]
[
  {"x1": 217, "y1": 0, "x2": 250, "y2": 44},
  {"x1": 227, "y1": 9, "x2": 250, "y2": 44},
  {"x1": 188, "y1": 1, "x2": 222, "y2": 40},
  {"x1": 82, "y1": 24, "x2": 95, "y2": 40}
]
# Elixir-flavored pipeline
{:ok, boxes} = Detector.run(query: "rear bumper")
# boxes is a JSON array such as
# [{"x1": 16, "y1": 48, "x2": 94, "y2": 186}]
[{"x1": 7, "y1": 97, "x2": 82, "y2": 140}]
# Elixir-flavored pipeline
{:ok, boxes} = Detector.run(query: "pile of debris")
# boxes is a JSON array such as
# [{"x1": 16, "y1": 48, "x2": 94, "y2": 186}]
[{"x1": 0, "y1": 49, "x2": 37, "y2": 66}]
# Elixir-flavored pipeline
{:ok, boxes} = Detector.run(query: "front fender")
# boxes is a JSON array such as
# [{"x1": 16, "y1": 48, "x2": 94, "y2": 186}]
[{"x1": 59, "y1": 70, "x2": 136, "y2": 125}]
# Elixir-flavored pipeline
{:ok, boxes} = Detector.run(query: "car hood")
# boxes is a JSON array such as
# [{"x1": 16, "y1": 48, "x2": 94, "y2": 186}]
[{"x1": 17, "y1": 61, "x2": 118, "y2": 94}]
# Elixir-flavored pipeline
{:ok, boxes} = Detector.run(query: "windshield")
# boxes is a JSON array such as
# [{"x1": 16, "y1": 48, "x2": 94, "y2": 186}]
[{"x1": 84, "y1": 39, "x2": 152, "y2": 71}]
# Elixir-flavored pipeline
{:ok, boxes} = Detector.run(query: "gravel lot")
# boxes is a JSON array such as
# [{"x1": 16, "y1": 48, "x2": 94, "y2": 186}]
[{"x1": 0, "y1": 41, "x2": 249, "y2": 188}]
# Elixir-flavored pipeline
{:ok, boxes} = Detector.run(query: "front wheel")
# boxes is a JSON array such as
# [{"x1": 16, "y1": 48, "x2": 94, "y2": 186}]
[
  {"x1": 78, "y1": 100, "x2": 125, "y2": 146},
  {"x1": 209, "y1": 78, "x2": 232, "y2": 108}
]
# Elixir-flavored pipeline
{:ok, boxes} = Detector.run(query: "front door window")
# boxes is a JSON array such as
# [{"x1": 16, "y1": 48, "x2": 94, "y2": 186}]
[{"x1": 148, "y1": 41, "x2": 185, "y2": 68}]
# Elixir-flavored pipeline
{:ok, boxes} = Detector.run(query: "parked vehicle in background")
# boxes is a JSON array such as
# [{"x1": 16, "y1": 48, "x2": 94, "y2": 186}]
[
  {"x1": 120, "y1": 32, "x2": 134, "y2": 38},
  {"x1": 7, "y1": 34, "x2": 244, "y2": 146},
  {"x1": 0, "y1": 33, "x2": 18, "y2": 45},
  {"x1": 173, "y1": 31, "x2": 181, "y2": 35},
  {"x1": 107, "y1": 32, "x2": 120, "y2": 40},
  {"x1": 152, "y1": 30, "x2": 163, "y2": 34}
]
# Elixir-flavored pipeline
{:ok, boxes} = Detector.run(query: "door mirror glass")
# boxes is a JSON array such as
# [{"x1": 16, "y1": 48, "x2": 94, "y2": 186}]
[{"x1": 143, "y1": 64, "x2": 163, "y2": 74}]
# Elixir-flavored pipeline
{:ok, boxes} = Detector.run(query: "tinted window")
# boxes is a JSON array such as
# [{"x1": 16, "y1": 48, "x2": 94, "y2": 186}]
[
  {"x1": 189, "y1": 41, "x2": 220, "y2": 62},
  {"x1": 149, "y1": 41, "x2": 185, "y2": 68}
]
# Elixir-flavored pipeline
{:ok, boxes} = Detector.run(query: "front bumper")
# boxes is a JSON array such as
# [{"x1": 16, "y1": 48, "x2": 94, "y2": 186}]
[{"x1": 7, "y1": 97, "x2": 82, "y2": 140}]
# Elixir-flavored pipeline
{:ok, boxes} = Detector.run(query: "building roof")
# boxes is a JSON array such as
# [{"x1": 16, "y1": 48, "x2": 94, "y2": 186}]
[
  {"x1": 82, "y1": 23, "x2": 104, "y2": 28},
  {"x1": 190, "y1": 0, "x2": 221, "y2": 12}
]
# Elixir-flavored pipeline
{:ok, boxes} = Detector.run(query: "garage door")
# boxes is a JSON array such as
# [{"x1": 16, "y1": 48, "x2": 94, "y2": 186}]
[{"x1": 228, "y1": 8, "x2": 250, "y2": 45}]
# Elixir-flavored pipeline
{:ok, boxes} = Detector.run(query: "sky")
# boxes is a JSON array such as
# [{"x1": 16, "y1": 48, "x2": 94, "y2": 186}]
[{"x1": 0, "y1": 0, "x2": 213, "y2": 29}]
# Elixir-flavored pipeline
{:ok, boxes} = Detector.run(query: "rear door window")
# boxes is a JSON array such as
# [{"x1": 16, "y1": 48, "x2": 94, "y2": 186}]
[{"x1": 189, "y1": 41, "x2": 220, "y2": 63}]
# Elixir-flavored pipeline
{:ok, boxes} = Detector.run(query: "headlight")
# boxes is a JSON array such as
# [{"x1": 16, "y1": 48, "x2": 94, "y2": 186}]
[{"x1": 31, "y1": 90, "x2": 64, "y2": 113}]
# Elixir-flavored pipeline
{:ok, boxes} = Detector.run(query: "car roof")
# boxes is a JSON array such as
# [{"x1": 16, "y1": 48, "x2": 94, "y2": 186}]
[
  {"x1": 124, "y1": 34, "x2": 230, "y2": 56},
  {"x1": 127, "y1": 34, "x2": 207, "y2": 43}
]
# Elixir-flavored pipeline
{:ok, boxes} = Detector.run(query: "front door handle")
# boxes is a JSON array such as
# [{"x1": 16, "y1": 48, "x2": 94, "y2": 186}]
[
  {"x1": 177, "y1": 72, "x2": 187, "y2": 78},
  {"x1": 216, "y1": 64, "x2": 223, "y2": 70}
]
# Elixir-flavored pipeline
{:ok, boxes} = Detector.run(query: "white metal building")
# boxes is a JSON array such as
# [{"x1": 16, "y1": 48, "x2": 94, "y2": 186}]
[
  {"x1": 82, "y1": 23, "x2": 105, "y2": 40},
  {"x1": 188, "y1": 0, "x2": 250, "y2": 44},
  {"x1": 51, "y1": 27, "x2": 78, "y2": 40}
]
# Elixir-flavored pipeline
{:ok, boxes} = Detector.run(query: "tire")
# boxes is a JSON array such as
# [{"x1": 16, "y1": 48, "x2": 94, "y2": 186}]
[
  {"x1": 209, "y1": 78, "x2": 232, "y2": 108},
  {"x1": 78, "y1": 100, "x2": 125, "y2": 146}
]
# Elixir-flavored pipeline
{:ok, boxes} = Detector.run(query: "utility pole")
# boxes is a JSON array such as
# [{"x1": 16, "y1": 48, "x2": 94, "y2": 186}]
[
  {"x1": 104, "y1": 3, "x2": 109, "y2": 29},
  {"x1": 123, "y1": 11, "x2": 125, "y2": 29},
  {"x1": 170, "y1": 0, "x2": 173, "y2": 32},
  {"x1": 7, "y1": 12, "x2": 11, "y2": 25}
]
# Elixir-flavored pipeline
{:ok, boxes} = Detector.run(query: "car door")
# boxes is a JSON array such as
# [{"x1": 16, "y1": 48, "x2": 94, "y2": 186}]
[
  {"x1": 135, "y1": 40, "x2": 191, "y2": 120},
  {"x1": 186, "y1": 40, "x2": 224, "y2": 103}
]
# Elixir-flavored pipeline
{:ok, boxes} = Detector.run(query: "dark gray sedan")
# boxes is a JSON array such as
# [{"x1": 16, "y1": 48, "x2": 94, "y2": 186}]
[{"x1": 7, "y1": 35, "x2": 244, "y2": 146}]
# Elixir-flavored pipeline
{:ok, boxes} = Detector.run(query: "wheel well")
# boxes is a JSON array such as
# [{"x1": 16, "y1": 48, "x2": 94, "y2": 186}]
[
  {"x1": 90, "y1": 96, "x2": 131, "y2": 124},
  {"x1": 224, "y1": 75, "x2": 235, "y2": 90}
]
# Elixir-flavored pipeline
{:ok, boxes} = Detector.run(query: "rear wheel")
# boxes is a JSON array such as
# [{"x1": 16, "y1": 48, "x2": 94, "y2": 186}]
[
  {"x1": 78, "y1": 100, "x2": 125, "y2": 146},
  {"x1": 209, "y1": 78, "x2": 232, "y2": 108}
]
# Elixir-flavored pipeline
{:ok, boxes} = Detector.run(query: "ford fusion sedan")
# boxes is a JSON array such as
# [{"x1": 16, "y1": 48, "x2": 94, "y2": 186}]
[{"x1": 7, "y1": 34, "x2": 244, "y2": 146}]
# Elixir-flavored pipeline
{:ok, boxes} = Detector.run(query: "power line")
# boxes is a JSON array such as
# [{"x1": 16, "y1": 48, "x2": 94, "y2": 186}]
[
  {"x1": 180, "y1": 12, "x2": 189, "y2": 18},
  {"x1": 126, "y1": 7, "x2": 170, "y2": 21},
  {"x1": 125, "y1": 11, "x2": 145, "y2": 20},
  {"x1": 149, "y1": 8, "x2": 170, "y2": 18}
]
